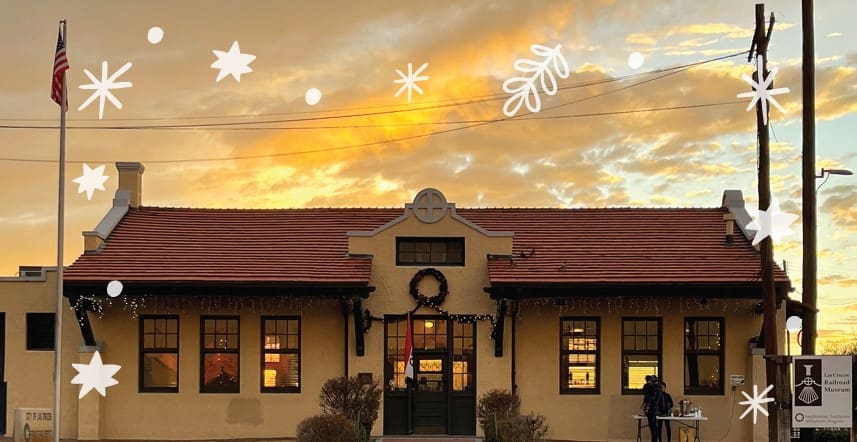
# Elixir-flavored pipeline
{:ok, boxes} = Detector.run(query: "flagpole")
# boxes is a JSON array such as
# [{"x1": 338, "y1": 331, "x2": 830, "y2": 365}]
[{"x1": 54, "y1": 19, "x2": 67, "y2": 442}]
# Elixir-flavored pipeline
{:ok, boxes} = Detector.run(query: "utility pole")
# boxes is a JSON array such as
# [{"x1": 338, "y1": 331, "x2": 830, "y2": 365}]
[
  {"x1": 800, "y1": 0, "x2": 817, "y2": 440},
  {"x1": 748, "y1": 4, "x2": 787, "y2": 441}
]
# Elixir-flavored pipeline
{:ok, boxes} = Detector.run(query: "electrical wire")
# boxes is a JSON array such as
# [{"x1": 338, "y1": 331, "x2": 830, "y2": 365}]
[
  {"x1": 0, "y1": 51, "x2": 747, "y2": 129},
  {"x1": 0, "y1": 51, "x2": 748, "y2": 164}
]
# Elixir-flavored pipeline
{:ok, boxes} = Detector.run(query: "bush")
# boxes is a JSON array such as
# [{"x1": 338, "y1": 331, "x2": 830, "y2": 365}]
[
  {"x1": 477, "y1": 389, "x2": 521, "y2": 434},
  {"x1": 500, "y1": 412, "x2": 548, "y2": 442},
  {"x1": 296, "y1": 414, "x2": 355, "y2": 442},
  {"x1": 319, "y1": 375, "x2": 382, "y2": 439}
]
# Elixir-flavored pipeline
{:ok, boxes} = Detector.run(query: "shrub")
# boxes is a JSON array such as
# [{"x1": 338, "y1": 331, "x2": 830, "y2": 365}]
[
  {"x1": 296, "y1": 414, "x2": 355, "y2": 442},
  {"x1": 319, "y1": 375, "x2": 382, "y2": 439},
  {"x1": 477, "y1": 390, "x2": 548, "y2": 442},
  {"x1": 477, "y1": 389, "x2": 521, "y2": 442},
  {"x1": 496, "y1": 412, "x2": 548, "y2": 442}
]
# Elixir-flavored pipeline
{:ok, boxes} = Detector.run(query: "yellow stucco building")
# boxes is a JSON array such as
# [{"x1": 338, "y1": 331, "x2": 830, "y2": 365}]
[{"x1": 1, "y1": 162, "x2": 793, "y2": 441}]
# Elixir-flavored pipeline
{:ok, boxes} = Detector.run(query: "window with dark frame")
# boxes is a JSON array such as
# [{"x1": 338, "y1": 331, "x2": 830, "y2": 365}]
[
  {"x1": 396, "y1": 237, "x2": 464, "y2": 266},
  {"x1": 452, "y1": 320, "x2": 474, "y2": 392},
  {"x1": 560, "y1": 317, "x2": 599, "y2": 394},
  {"x1": 261, "y1": 316, "x2": 300, "y2": 393},
  {"x1": 622, "y1": 317, "x2": 662, "y2": 394},
  {"x1": 26, "y1": 313, "x2": 55, "y2": 351},
  {"x1": 139, "y1": 315, "x2": 179, "y2": 392},
  {"x1": 200, "y1": 316, "x2": 240, "y2": 393},
  {"x1": 385, "y1": 317, "x2": 408, "y2": 392},
  {"x1": 684, "y1": 318, "x2": 725, "y2": 395}
]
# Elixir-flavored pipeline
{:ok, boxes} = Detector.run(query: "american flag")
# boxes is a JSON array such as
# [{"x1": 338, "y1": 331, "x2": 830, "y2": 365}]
[{"x1": 51, "y1": 27, "x2": 69, "y2": 109}]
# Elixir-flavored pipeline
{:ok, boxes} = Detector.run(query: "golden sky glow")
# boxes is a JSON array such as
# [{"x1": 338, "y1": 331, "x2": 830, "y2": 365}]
[{"x1": 1, "y1": 0, "x2": 855, "y2": 347}]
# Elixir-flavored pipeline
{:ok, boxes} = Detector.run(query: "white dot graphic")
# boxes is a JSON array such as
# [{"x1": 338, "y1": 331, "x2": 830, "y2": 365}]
[
  {"x1": 305, "y1": 88, "x2": 322, "y2": 106},
  {"x1": 628, "y1": 52, "x2": 645, "y2": 69},
  {"x1": 106, "y1": 280, "x2": 124, "y2": 298},
  {"x1": 147, "y1": 27, "x2": 164, "y2": 45}
]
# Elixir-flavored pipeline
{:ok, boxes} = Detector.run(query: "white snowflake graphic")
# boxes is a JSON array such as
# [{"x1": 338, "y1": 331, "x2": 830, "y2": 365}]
[
  {"x1": 739, "y1": 383, "x2": 775, "y2": 424},
  {"x1": 736, "y1": 55, "x2": 790, "y2": 126},
  {"x1": 211, "y1": 41, "x2": 256, "y2": 82},
  {"x1": 72, "y1": 163, "x2": 109, "y2": 200},
  {"x1": 71, "y1": 351, "x2": 121, "y2": 399},
  {"x1": 78, "y1": 61, "x2": 133, "y2": 120},
  {"x1": 393, "y1": 62, "x2": 429, "y2": 103},
  {"x1": 746, "y1": 199, "x2": 799, "y2": 245},
  {"x1": 503, "y1": 44, "x2": 570, "y2": 117}
]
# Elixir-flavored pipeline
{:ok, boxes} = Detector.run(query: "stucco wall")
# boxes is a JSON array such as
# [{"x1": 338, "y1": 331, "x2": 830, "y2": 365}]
[
  {"x1": 348, "y1": 211, "x2": 515, "y2": 437},
  {"x1": 86, "y1": 297, "x2": 344, "y2": 440},
  {"x1": 513, "y1": 297, "x2": 783, "y2": 442},
  {"x1": 0, "y1": 269, "x2": 80, "y2": 439}
]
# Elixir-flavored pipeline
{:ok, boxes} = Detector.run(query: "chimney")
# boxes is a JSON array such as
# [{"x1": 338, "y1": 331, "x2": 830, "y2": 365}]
[
  {"x1": 116, "y1": 162, "x2": 145, "y2": 208},
  {"x1": 723, "y1": 213, "x2": 736, "y2": 245}
]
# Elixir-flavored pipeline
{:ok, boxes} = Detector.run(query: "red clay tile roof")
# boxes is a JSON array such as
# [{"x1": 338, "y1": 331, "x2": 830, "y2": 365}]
[
  {"x1": 64, "y1": 205, "x2": 789, "y2": 287},
  {"x1": 64, "y1": 207, "x2": 401, "y2": 285},
  {"x1": 457, "y1": 208, "x2": 790, "y2": 285}
]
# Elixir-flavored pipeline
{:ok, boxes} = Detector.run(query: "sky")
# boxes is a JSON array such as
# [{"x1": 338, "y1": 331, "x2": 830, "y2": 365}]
[{"x1": 0, "y1": 0, "x2": 855, "y2": 348}]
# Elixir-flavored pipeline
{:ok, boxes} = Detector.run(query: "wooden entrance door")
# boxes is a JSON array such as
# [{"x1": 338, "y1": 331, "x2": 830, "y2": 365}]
[{"x1": 412, "y1": 354, "x2": 448, "y2": 434}]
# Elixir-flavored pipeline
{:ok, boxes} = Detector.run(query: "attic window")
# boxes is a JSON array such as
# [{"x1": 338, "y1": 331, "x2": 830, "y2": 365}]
[{"x1": 396, "y1": 237, "x2": 464, "y2": 266}]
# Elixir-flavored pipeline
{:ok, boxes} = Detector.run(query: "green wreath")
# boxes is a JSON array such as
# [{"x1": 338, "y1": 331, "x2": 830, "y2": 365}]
[{"x1": 409, "y1": 268, "x2": 448, "y2": 307}]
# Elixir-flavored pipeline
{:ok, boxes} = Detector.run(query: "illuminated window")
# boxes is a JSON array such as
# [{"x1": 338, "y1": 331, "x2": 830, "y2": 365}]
[
  {"x1": 200, "y1": 316, "x2": 239, "y2": 393},
  {"x1": 452, "y1": 321, "x2": 474, "y2": 392},
  {"x1": 261, "y1": 317, "x2": 300, "y2": 393},
  {"x1": 622, "y1": 318, "x2": 661, "y2": 394},
  {"x1": 385, "y1": 318, "x2": 409, "y2": 392},
  {"x1": 685, "y1": 318, "x2": 724, "y2": 395},
  {"x1": 140, "y1": 315, "x2": 179, "y2": 392},
  {"x1": 561, "y1": 317, "x2": 599, "y2": 394}
]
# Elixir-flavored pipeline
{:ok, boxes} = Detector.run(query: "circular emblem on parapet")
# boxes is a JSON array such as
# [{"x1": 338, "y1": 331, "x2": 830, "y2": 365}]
[{"x1": 413, "y1": 188, "x2": 447, "y2": 224}]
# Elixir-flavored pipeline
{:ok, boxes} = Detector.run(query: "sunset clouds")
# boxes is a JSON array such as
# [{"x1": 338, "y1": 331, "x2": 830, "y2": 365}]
[{"x1": 0, "y1": 0, "x2": 855, "y2": 344}]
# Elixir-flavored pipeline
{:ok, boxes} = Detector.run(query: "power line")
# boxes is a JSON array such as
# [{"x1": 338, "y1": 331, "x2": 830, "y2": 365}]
[
  {"x1": 0, "y1": 51, "x2": 748, "y2": 165},
  {"x1": 0, "y1": 50, "x2": 747, "y2": 127}
]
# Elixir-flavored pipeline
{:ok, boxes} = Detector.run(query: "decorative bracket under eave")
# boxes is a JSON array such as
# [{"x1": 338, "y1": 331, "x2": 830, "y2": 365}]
[
  {"x1": 69, "y1": 294, "x2": 97, "y2": 346},
  {"x1": 352, "y1": 298, "x2": 366, "y2": 356}
]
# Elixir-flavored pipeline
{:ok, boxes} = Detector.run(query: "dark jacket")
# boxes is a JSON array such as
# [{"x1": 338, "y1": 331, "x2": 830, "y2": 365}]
[
  {"x1": 658, "y1": 392, "x2": 674, "y2": 415},
  {"x1": 642, "y1": 381, "x2": 662, "y2": 414}
]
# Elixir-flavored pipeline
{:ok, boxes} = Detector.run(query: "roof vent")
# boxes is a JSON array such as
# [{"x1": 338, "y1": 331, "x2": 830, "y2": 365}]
[{"x1": 723, "y1": 213, "x2": 737, "y2": 245}]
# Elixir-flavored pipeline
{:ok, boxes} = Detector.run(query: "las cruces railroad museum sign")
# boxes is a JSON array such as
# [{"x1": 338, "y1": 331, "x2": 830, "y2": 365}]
[{"x1": 792, "y1": 356, "x2": 853, "y2": 428}]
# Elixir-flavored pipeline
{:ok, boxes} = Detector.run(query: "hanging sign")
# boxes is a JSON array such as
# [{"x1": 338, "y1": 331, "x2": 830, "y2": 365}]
[{"x1": 792, "y1": 356, "x2": 853, "y2": 428}]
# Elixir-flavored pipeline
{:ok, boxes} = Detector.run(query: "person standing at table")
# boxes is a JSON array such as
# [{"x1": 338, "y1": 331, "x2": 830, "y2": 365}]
[
  {"x1": 642, "y1": 375, "x2": 663, "y2": 442},
  {"x1": 658, "y1": 381, "x2": 674, "y2": 441}
]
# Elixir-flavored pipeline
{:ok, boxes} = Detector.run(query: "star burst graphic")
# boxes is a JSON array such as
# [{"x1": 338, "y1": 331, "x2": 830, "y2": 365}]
[
  {"x1": 739, "y1": 384, "x2": 775, "y2": 424},
  {"x1": 71, "y1": 350, "x2": 121, "y2": 399},
  {"x1": 78, "y1": 61, "x2": 133, "y2": 119},
  {"x1": 746, "y1": 199, "x2": 799, "y2": 245},
  {"x1": 211, "y1": 41, "x2": 256, "y2": 82},
  {"x1": 736, "y1": 55, "x2": 789, "y2": 126},
  {"x1": 72, "y1": 163, "x2": 109, "y2": 200},
  {"x1": 393, "y1": 62, "x2": 429, "y2": 102}
]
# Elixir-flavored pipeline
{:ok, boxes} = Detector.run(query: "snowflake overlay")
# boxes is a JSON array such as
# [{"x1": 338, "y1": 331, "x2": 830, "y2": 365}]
[
  {"x1": 71, "y1": 350, "x2": 121, "y2": 399},
  {"x1": 211, "y1": 41, "x2": 256, "y2": 82},
  {"x1": 736, "y1": 55, "x2": 789, "y2": 126},
  {"x1": 393, "y1": 62, "x2": 429, "y2": 103},
  {"x1": 503, "y1": 44, "x2": 570, "y2": 117},
  {"x1": 72, "y1": 163, "x2": 109, "y2": 200},
  {"x1": 746, "y1": 199, "x2": 799, "y2": 245},
  {"x1": 739, "y1": 383, "x2": 775, "y2": 425},
  {"x1": 78, "y1": 61, "x2": 133, "y2": 120}
]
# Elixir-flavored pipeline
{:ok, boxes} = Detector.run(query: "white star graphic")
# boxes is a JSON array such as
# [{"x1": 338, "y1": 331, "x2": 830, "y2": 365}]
[
  {"x1": 739, "y1": 384, "x2": 775, "y2": 424},
  {"x1": 71, "y1": 351, "x2": 121, "y2": 399},
  {"x1": 72, "y1": 164, "x2": 109, "y2": 200},
  {"x1": 78, "y1": 61, "x2": 133, "y2": 120},
  {"x1": 393, "y1": 62, "x2": 429, "y2": 102},
  {"x1": 211, "y1": 41, "x2": 256, "y2": 82},
  {"x1": 737, "y1": 55, "x2": 790, "y2": 126},
  {"x1": 746, "y1": 199, "x2": 799, "y2": 245}
]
